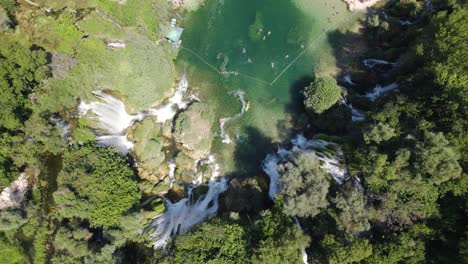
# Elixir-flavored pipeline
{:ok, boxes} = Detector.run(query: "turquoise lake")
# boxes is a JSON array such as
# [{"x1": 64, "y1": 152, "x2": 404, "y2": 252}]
[{"x1": 176, "y1": 0, "x2": 353, "y2": 173}]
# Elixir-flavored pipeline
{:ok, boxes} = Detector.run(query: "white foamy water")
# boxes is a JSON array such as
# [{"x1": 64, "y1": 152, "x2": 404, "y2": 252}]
[
  {"x1": 343, "y1": 73, "x2": 355, "y2": 85},
  {"x1": 78, "y1": 75, "x2": 190, "y2": 153},
  {"x1": 168, "y1": 161, "x2": 176, "y2": 189},
  {"x1": 50, "y1": 116, "x2": 71, "y2": 141},
  {"x1": 142, "y1": 178, "x2": 228, "y2": 249},
  {"x1": 79, "y1": 91, "x2": 143, "y2": 134},
  {"x1": 362, "y1": 59, "x2": 396, "y2": 70},
  {"x1": 0, "y1": 173, "x2": 28, "y2": 210},
  {"x1": 147, "y1": 75, "x2": 189, "y2": 123},
  {"x1": 263, "y1": 134, "x2": 346, "y2": 199},
  {"x1": 365, "y1": 82, "x2": 399, "y2": 101},
  {"x1": 219, "y1": 90, "x2": 250, "y2": 144},
  {"x1": 96, "y1": 135, "x2": 134, "y2": 154}
]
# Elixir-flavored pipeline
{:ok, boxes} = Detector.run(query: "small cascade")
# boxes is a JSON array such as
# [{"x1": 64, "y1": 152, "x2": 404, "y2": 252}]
[
  {"x1": 219, "y1": 90, "x2": 250, "y2": 144},
  {"x1": 50, "y1": 116, "x2": 71, "y2": 141},
  {"x1": 362, "y1": 59, "x2": 397, "y2": 73},
  {"x1": 293, "y1": 217, "x2": 309, "y2": 264},
  {"x1": 263, "y1": 134, "x2": 347, "y2": 199},
  {"x1": 141, "y1": 178, "x2": 228, "y2": 249},
  {"x1": 339, "y1": 94, "x2": 366, "y2": 122},
  {"x1": 365, "y1": 82, "x2": 399, "y2": 101},
  {"x1": 96, "y1": 135, "x2": 134, "y2": 154},
  {"x1": 146, "y1": 75, "x2": 189, "y2": 123},
  {"x1": 342, "y1": 73, "x2": 355, "y2": 85},
  {"x1": 78, "y1": 75, "x2": 190, "y2": 153},
  {"x1": 0, "y1": 173, "x2": 28, "y2": 210},
  {"x1": 79, "y1": 91, "x2": 144, "y2": 134},
  {"x1": 168, "y1": 161, "x2": 176, "y2": 189}
]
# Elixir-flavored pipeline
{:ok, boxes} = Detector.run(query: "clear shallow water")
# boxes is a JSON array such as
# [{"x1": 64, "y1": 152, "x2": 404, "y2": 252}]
[{"x1": 176, "y1": 0, "x2": 350, "y2": 173}]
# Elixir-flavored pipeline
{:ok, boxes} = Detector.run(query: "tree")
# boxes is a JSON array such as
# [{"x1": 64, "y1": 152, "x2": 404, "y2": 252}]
[
  {"x1": 332, "y1": 182, "x2": 370, "y2": 235},
  {"x1": 0, "y1": 40, "x2": 49, "y2": 186},
  {"x1": 319, "y1": 235, "x2": 373, "y2": 264},
  {"x1": 252, "y1": 201, "x2": 311, "y2": 264},
  {"x1": 415, "y1": 132, "x2": 462, "y2": 185},
  {"x1": 303, "y1": 77, "x2": 342, "y2": 114},
  {"x1": 166, "y1": 218, "x2": 250, "y2": 264},
  {"x1": 363, "y1": 122, "x2": 396, "y2": 144},
  {"x1": 0, "y1": 7, "x2": 10, "y2": 32},
  {"x1": 53, "y1": 144, "x2": 140, "y2": 228},
  {"x1": 279, "y1": 152, "x2": 330, "y2": 217}
]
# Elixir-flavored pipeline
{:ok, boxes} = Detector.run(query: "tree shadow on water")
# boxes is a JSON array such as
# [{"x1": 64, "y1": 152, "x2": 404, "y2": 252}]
[{"x1": 233, "y1": 126, "x2": 273, "y2": 177}]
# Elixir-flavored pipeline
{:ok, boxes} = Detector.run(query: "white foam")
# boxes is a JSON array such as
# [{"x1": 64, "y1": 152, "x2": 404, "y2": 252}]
[
  {"x1": 263, "y1": 134, "x2": 346, "y2": 199},
  {"x1": 142, "y1": 178, "x2": 228, "y2": 249},
  {"x1": 168, "y1": 161, "x2": 176, "y2": 189},
  {"x1": 365, "y1": 82, "x2": 399, "y2": 101},
  {"x1": 147, "y1": 75, "x2": 189, "y2": 123},
  {"x1": 0, "y1": 173, "x2": 28, "y2": 210},
  {"x1": 96, "y1": 135, "x2": 134, "y2": 154}
]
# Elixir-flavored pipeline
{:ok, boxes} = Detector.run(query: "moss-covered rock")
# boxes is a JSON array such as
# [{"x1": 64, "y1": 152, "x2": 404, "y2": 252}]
[
  {"x1": 130, "y1": 118, "x2": 170, "y2": 183},
  {"x1": 174, "y1": 103, "x2": 215, "y2": 160}
]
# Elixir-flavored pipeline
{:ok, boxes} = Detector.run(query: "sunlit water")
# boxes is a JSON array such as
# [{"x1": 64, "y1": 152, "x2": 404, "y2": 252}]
[{"x1": 177, "y1": 0, "x2": 352, "y2": 173}]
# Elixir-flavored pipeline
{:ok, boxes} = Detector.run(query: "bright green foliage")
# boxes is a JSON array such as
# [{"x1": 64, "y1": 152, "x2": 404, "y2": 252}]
[
  {"x1": 279, "y1": 152, "x2": 330, "y2": 217},
  {"x1": 366, "y1": 233, "x2": 426, "y2": 264},
  {"x1": 0, "y1": 237, "x2": 27, "y2": 264},
  {"x1": 252, "y1": 227, "x2": 310, "y2": 264},
  {"x1": 53, "y1": 227, "x2": 92, "y2": 259},
  {"x1": 53, "y1": 144, "x2": 140, "y2": 227},
  {"x1": 0, "y1": 0, "x2": 15, "y2": 14},
  {"x1": 168, "y1": 218, "x2": 250, "y2": 264},
  {"x1": 363, "y1": 122, "x2": 396, "y2": 144},
  {"x1": 415, "y1": 132, "x2": 462, "y2": 185},
  {"x1": 303, "y1": 77, "x2": 342, "y2": 114},
  {"x1": 0, "y1": 40, "x2": 49, "y2": 186},
  {"x1": 320, "y1": 235, "x2": 373, "y2": 264},
  {"x1": 0, "y1": 210, "x2": 27, "y2": 232},
  {"x1": 252, "y1": 201, "x2": 311, "y2": 264},
  {"x1": 332, "y1": 183, "x2": 370, "y2": 235}
]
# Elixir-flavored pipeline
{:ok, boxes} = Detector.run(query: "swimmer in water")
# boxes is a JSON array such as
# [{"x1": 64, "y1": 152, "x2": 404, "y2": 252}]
[
  {"x1": 268, "y1": 31, "x2": 271, "y2": 35},
  {"x1": 285, "y1": 54, "x2": 289, "y2": 59},
  {"x1": 248, "y1": 58, "x2": 252, "y2": 63},
  {"x1": 271, "y1": 62, "x2": 275, "y2": 68},
  {"x1": 262, "y1": 36, "x2": 266, "y2": 40},
  {"x1": 301, "y1": 44, "x2": 305, "y2": 48},
  {"x1": 242, "y1": 48, "x2": 246, "y2": 54}
]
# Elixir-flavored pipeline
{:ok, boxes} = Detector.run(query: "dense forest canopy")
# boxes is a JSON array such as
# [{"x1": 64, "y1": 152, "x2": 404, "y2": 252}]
[{"x1": 0, "y1": 0, "x2": 466, "y2": 263}]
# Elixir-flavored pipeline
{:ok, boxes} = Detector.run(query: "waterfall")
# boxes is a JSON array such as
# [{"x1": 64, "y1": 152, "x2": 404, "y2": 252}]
[
  {"x1": 142, "y1": 178, "x2": 228, "y2": 249},
  {"x1": 219, "y1": 90, "x2": 250, "y2": 144},
  {"x1": 78, "y1": 75, "x2": 190, "y2": 153},
  {"x1": 365, "y1": 82, "x2": 399, "y2": 101},
  {"x1": 293, "y1": 217, "x2": 309, "y2": 264},
  {"x1": 263, "y1": 134, "x2": 346, "y2": 199},
  {"x1": 50, "y1": 116, "x2": 71, "y2": 141},
  {"x1": 146, "y1": 75, "x2": 189, "y2": 123},
  {"x1": 0, "y1": 173, "x2": 28, "y2": 210},
  {"x1": 362, "y1": 59, "x2": 396, "y2": 73},
  {"x1": 168, "y1": 161, "x2": 176, "y2": 189}
]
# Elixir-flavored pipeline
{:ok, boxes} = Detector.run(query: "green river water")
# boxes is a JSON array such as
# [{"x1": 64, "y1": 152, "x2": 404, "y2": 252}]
[{"x1": 176, "y1": 0, "x2": 353, "y2": 174}]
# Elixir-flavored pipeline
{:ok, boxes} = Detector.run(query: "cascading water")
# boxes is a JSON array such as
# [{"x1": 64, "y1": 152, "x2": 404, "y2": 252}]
[
  {"x1": 263, "y1": 134, "x2": 346, "y2": 199},
  {"x1": 362, "y1": 59, "x2": 397, "y2": 73},
  {"x1": 293, "y1": 217, "x2": 309, "y2": 264},
  {"x1": 146, "y1": 75, "x2": 189, "y2": 123},
  {"x1": 365, "y1": 82, "x2": 399, "y2": 101},
  {"x1": 78, "y1": 75, "x2": 190, "y2": 153},
  {"x1": 142, "y1": 178, "x2": 228, "y2": 249},
  {"x1": 50, "y1": 116, "x2": 71, "y2": 141},
  {"x1": 219, "y1": 90, "x2": 250, "y2": 144},
  {"x1": 78, "y1": 74, "x2": 229, "y2": 249}
]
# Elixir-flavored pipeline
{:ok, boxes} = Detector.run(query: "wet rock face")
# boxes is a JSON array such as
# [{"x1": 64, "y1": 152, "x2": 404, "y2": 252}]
[{"x1": 173, "y1": 103, "x2": 215, "y2": 160}]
